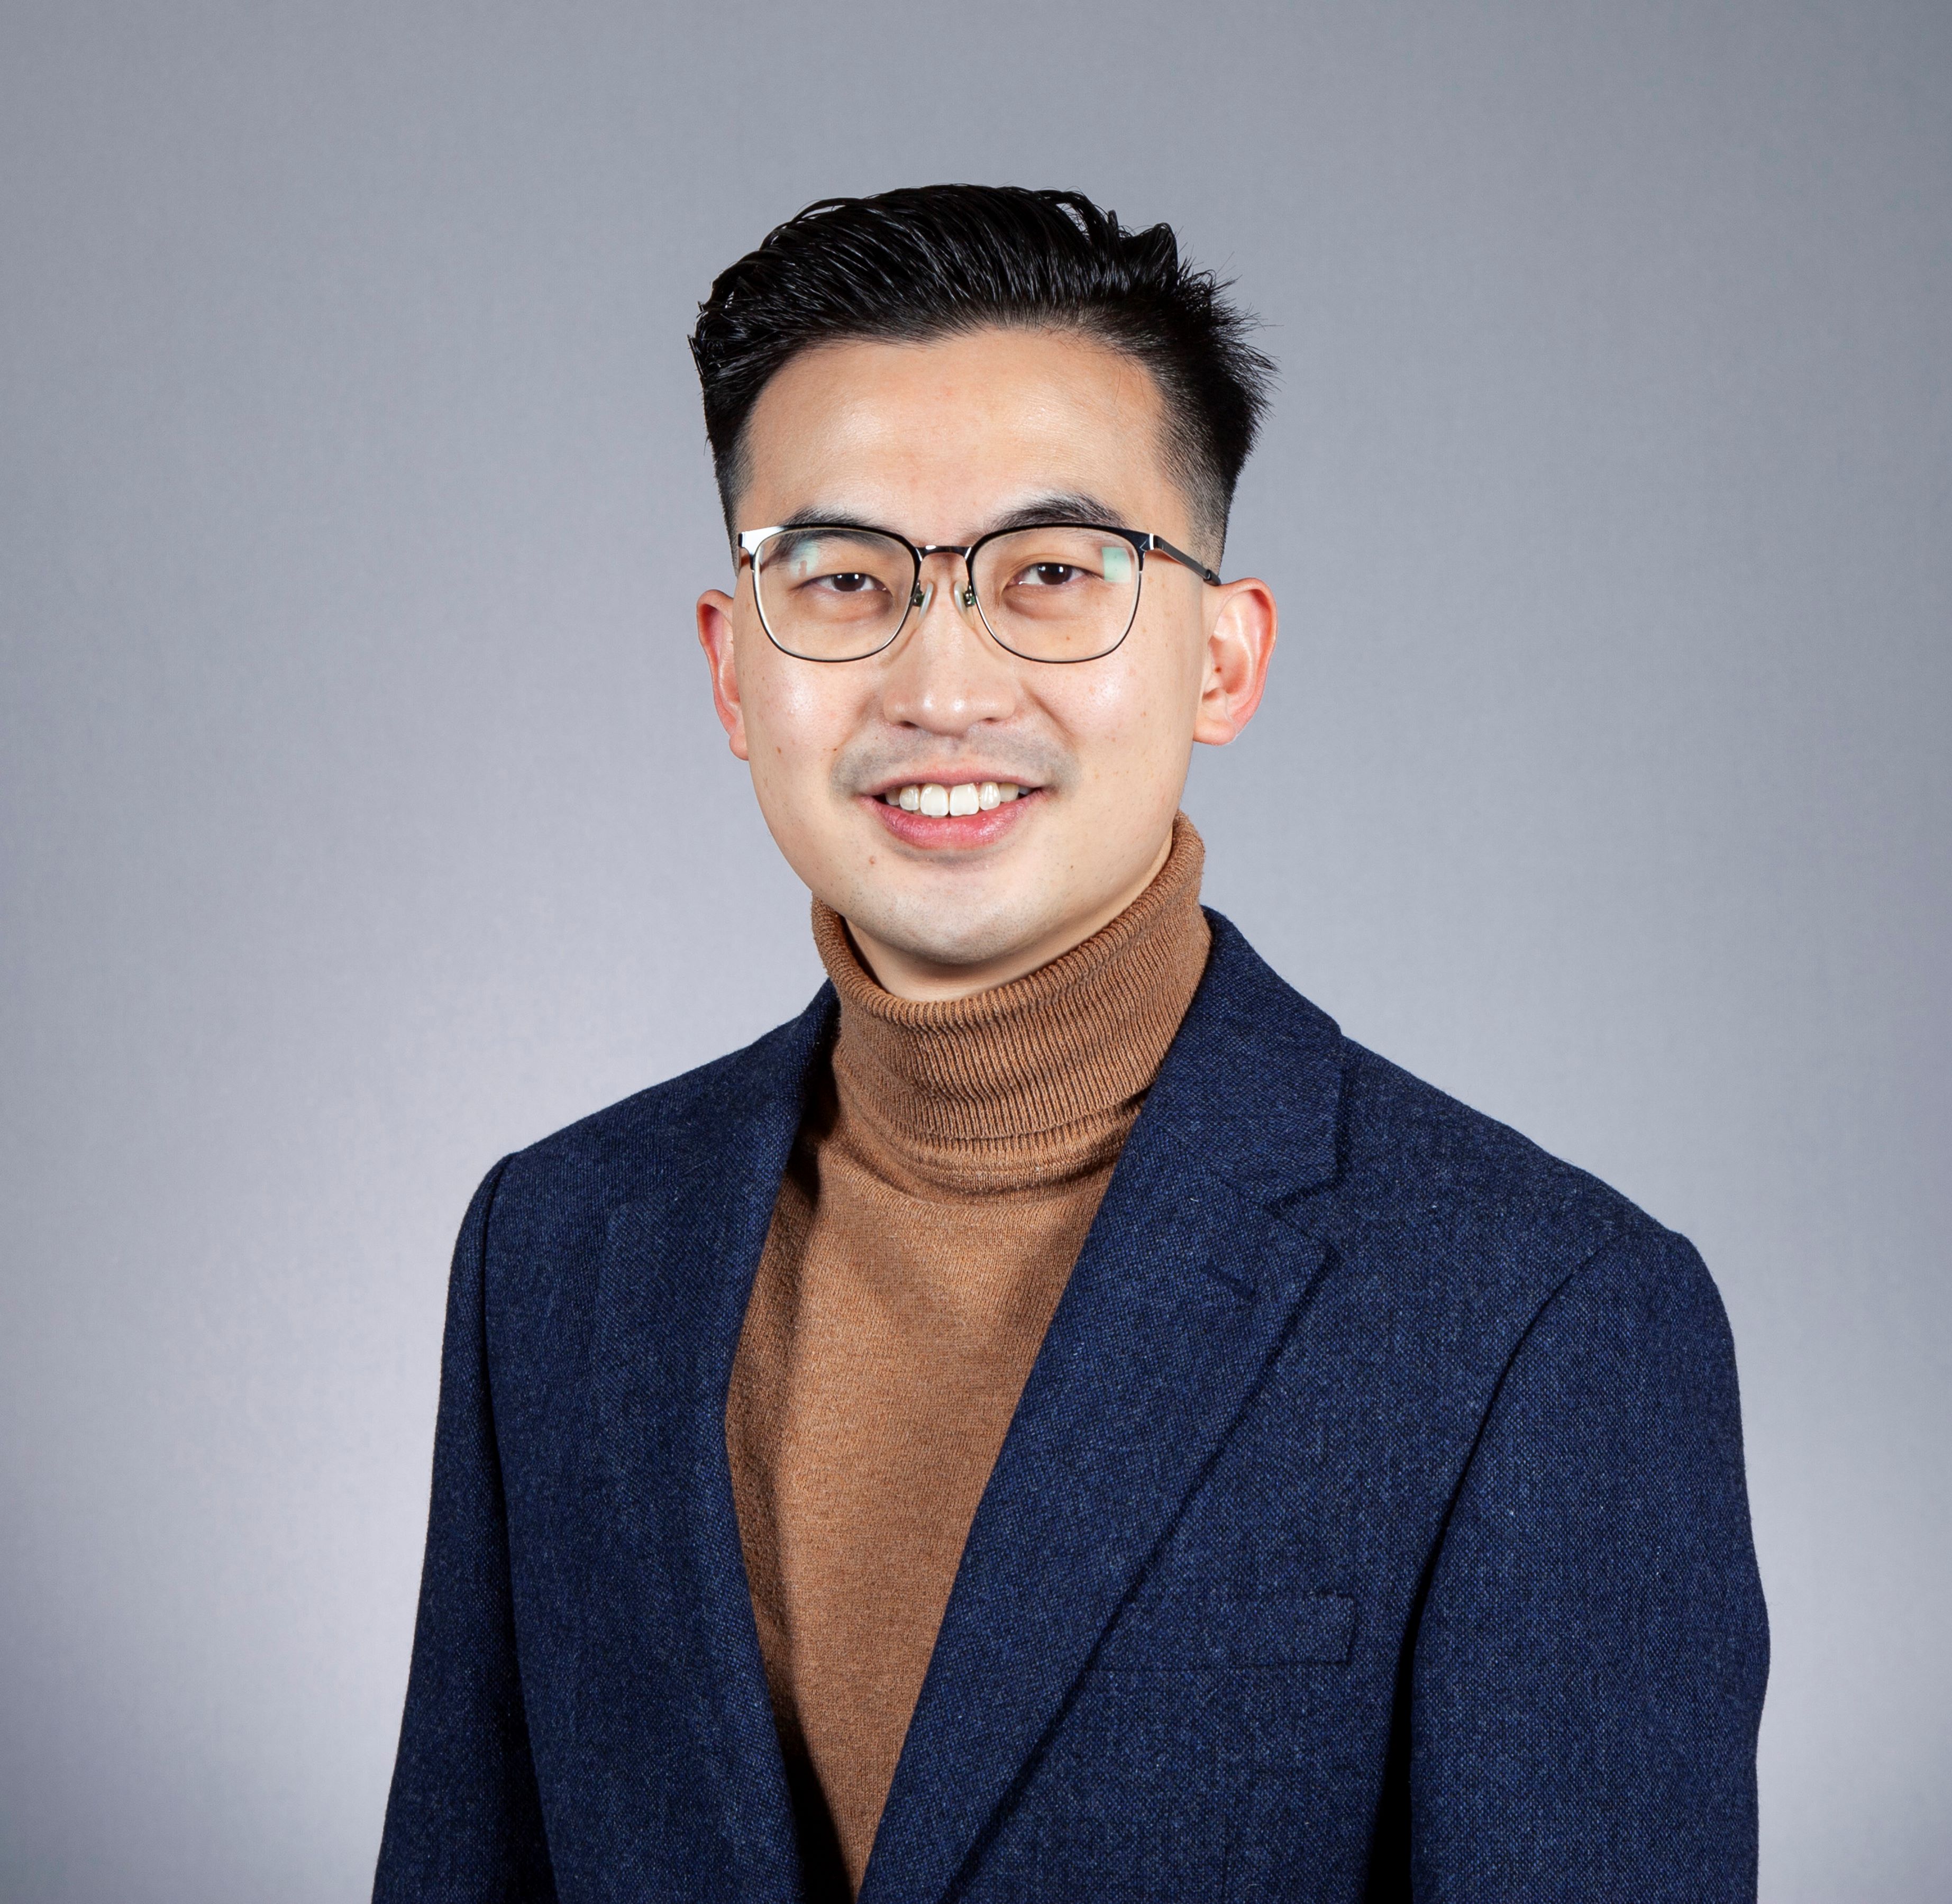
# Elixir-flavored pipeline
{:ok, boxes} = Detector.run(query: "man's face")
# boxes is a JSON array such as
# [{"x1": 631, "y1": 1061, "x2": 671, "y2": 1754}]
[{"x1": 696, "y1": 326, "x2": 1274, "y2": 1000}]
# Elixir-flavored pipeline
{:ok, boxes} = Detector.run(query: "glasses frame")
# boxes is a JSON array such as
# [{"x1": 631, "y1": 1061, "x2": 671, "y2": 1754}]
[{"x1": 734, "y1": 519, "x2": 1223, "y2": 664}]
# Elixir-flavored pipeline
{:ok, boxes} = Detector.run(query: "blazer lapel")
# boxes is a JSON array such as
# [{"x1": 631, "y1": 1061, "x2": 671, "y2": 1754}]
[
  {"x1": 590, "y1": 992, "x2": 836, "y2": 1902},
  {"x1": 861, "y1": 916, "x2": 1346, "y2": 1904}
]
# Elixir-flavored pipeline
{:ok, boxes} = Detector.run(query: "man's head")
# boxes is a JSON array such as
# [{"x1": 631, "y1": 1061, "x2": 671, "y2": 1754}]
[{"x1": 692, "y1": 186, "x2": 1280, "y2": 1000}]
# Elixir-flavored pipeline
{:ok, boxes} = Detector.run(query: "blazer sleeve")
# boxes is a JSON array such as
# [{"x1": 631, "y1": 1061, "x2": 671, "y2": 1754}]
[
  {"x1": 373, "y1": 1159, "x2": 558, "y2": 1902},
  {"x1": 1405, "y1": 1225, "x2": 1769, "y2": 1901}
]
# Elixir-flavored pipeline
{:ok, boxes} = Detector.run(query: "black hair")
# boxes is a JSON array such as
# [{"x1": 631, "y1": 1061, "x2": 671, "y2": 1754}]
[{"x1": 689, "y1": 185, "x2": 1273, "y2": 560}]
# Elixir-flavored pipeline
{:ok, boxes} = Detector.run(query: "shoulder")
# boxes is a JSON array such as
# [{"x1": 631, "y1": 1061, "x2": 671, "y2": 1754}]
[
  {"x1": 476, "y1": 987, "x2": 834, "y2": 1260},
  {"x1": 1196, "y1": 914, "x2": 1708, "y2": 1336},
  {"x1": 1333, "y1": 1034, "x2": 1733, "y2": 1358},
  {"x1": 1334, "y1": 1035, "x2": 1651, "y2": 1269}
]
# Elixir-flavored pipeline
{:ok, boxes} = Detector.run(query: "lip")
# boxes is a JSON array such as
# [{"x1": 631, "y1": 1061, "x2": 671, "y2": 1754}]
[{"x1": 864, "y1": 786, "x2": 1041, "y2": 851}]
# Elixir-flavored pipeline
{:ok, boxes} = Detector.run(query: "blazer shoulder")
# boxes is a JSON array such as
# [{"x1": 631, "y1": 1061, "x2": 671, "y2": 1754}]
[
  {"x1": 489, "y1": 986, "x2": 835, "y2": 1229},
  {"x1": 1193, "y1": 913, "x2": 1655, "y2": 1277},
  {"x1": 1326, "y1": 1033, "x2": 1677, "y2": 1309}
]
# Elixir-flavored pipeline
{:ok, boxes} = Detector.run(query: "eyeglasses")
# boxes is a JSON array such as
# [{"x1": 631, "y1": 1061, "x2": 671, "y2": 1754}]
[{"x1": 735, "y1": 520, "x2": 1222, "y2": 664}]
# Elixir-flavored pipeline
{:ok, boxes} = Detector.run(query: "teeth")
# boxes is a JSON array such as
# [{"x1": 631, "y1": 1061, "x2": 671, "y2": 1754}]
[{"x1": 883, "y1": 780, "x2": 1027, "y2": 814}]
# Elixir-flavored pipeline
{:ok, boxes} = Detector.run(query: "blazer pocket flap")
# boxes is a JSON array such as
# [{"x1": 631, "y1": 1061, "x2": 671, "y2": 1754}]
[{"x1": 1098, "y1": 1589, "x2": 1357, "y2": 1670}]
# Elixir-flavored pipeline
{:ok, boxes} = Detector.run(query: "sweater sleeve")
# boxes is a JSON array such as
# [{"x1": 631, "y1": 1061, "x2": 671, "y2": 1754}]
[
  {"x1": 373, "y1": 1159, "x2": 558, "y2": 1902},
  {"x1": 1405, "y1": 1225, "x2": 1769, "y2": 1901}
]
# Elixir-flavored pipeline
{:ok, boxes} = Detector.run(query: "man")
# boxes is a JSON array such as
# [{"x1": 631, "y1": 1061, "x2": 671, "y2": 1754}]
[{"x1": 375, "y1": 187, "x2": 1767, "y2": 1902}]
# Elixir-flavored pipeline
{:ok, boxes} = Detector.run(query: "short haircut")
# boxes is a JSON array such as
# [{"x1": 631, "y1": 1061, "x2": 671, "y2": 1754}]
[{"x1": 689, "y1": 185, "x2": 1274, "y2": 561}]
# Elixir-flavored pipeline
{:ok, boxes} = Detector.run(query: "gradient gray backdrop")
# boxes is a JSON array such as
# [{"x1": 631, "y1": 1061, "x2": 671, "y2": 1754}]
[{"x1": 4, "y1": 4, "x2": 1948, "y2": 1899}]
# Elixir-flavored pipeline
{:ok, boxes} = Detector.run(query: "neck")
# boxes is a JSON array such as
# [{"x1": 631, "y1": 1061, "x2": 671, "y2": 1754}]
[
  {"x1": 844, "y1": 827, "x2": 1178, "y2": 1003},
  {"x1": 809, "y1": 815, "x2": 1210, "y2": 1178}
]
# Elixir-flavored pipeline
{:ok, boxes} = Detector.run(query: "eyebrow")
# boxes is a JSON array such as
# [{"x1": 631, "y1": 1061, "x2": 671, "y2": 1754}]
[
  {"x1": 768, "y1": 491, "x2": 1132, "y2": 543},
  {"x1": 769, "y1": 511, "x2": 890, "y2": 538},
  {"x1": 982, "y1": 492, "x2": 1129, "y2": 535}
]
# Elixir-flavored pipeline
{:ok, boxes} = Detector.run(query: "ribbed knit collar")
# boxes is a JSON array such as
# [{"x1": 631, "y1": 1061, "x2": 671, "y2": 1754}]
[{"x1": 809, "y1": 814, "x2": 1210, "y2": 1192}]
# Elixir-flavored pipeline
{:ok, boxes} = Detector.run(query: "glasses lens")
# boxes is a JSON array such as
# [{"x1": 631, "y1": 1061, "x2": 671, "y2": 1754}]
[
  {"x1": 973, "y1": 527, "x2": 1141, "y2": 661},
  {"x1": 752, "y1": 528, "x2": 915, "y2": 660}
]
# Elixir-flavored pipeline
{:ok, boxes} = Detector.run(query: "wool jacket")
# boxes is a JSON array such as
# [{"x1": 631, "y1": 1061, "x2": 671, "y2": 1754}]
[{"x1": 374, "y1": 913, "x2": 1768, "y2": 1902}]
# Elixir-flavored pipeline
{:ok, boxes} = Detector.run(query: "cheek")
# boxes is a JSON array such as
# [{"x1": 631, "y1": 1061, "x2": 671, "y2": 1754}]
[
  {"x1": 1042, "y1": 624, "x2": 1201, "y2": 784},
  {"x1": 738, "y1": 632, "x2": 865, "y2": 800}
]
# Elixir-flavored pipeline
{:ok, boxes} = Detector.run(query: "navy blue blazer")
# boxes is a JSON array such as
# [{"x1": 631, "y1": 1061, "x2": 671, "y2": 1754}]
[{"x1": 375, "y1": 914, "x2": 1767, "y2": 1902}]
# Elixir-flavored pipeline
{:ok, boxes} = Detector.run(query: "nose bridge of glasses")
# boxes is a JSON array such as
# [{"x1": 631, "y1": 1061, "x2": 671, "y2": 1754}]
[
  {"x1": 890, "y1": 555, "x2": 1005, "y2": 676},
  {"x1": 911, "y1": 542, "x2": 980, "y2": 617}
]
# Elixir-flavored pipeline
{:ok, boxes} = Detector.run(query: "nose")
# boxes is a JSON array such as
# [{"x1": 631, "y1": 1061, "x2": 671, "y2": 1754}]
[{"x1": 877, "y1": 557, "x2": 1019, "y2": 735}]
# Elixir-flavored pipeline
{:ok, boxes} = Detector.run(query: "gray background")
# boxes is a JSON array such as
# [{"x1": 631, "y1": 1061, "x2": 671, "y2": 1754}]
[{"x1": 3, "y1": 2, "x2": 1946, "y2": 1897}]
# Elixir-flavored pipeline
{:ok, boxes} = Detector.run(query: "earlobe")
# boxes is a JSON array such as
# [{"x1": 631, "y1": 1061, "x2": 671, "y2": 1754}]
[
  {"x1": 696, "y1": 590, "x2": 751, "y2": 761},
  {"x1": 1192, "y1": 578, "x2": 1277, "y2": 746}
]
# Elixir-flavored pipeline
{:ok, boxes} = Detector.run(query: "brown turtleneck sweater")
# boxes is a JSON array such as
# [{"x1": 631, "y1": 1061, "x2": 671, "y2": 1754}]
[{"x1": 724, "y1": 815, "x2": 1210, "y2": 1896}]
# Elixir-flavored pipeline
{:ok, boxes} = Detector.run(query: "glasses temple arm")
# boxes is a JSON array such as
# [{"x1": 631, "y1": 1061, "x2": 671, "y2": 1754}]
[{"x1": 1143, "y1": 535, "x2": 1223, "y2": 587}]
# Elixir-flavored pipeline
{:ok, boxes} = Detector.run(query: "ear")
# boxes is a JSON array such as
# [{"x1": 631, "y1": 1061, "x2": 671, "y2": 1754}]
[
  {"x1": 696, "y1": 588, "x2": 751, "y2": 761},
  {"x1": 1192, "y1": 576, "x2": 1277, "y2": 745}
]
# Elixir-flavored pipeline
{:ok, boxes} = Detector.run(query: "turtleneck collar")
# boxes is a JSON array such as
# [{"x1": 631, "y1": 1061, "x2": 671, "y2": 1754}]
[{"x1": 808, "y1": 814, "x2": 1210, "y2": 1193}]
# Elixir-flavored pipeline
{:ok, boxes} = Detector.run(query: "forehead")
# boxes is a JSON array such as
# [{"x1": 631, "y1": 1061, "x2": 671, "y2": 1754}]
[{"x1": 736, "y1": 327, "x2": 1179, "y2": 534}]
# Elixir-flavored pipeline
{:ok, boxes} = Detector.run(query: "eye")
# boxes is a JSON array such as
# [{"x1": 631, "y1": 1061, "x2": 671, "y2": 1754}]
[
  {"x1": 1015, "y1": 561, "x2": 1087, "y2": 587},
  {"x1": 810, "y1": 570, "x2": 887, "y2": 596}
]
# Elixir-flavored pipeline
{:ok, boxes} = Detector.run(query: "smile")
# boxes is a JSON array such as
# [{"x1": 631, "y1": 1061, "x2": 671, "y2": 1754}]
[{"x1": 880, "y1": 781, "x2": 1024, "y2": 816}]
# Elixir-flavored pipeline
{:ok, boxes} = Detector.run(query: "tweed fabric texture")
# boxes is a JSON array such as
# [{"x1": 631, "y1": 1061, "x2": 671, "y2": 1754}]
[
  {"x1": 726, "y1": 816, "x2": 1209, "y2": 1894},
  {"x1": 375, "y1": 913, "x2": 1768, "y2": 1903}
]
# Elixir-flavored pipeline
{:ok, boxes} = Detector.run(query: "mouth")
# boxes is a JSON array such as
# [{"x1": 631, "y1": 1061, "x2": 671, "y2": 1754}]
[
  {"x1": 861, "y1": 776, "x2": 1043, "y2": 849},
  {"x1": 876, "y1": 778, "x2": 1026, "y2": 816}
]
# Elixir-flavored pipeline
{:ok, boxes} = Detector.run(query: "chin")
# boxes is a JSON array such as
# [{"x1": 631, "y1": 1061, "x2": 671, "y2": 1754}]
[{"x1": 846, "y1": 887, "x2": 1052, "y2": 973}]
